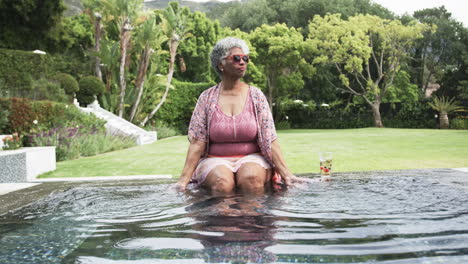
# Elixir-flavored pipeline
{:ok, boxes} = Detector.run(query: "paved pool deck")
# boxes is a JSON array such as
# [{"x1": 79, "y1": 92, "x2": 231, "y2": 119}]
[{"x1": 1, "y1": 168, "x2": 467, "y2": 197}]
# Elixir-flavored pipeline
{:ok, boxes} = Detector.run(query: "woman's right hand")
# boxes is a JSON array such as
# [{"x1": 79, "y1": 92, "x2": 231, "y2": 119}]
[
  {"x1": 175, "y1": 179, "x2": 188, "y2": 192},
  {"x1": 177, "y1": 139, "x2": 206, "y2": 192}
]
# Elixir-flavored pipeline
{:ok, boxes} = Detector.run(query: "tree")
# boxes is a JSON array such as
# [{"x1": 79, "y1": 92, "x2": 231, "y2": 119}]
[
  {"x1": 92, "y1": 12, "x2": 103, "y2": 81},
  {"x1": 220, "y1": 0, "x2": 277, "y2": 32},
  {"x1": 91, "y1": 0, "x2": 143, "y2": 117},
  {"x1": 0, "y1": 0, "x2": 65, "y2": 51},
  {"x1": 411, "y1": 6, "x2": 466, "y2": 96},
  {"x1": 95, "y1": 39, "x2": 120, "y2": 112},
  {"x1": 176, "y1": 11, "x2": 223, "y2": 83},
  {"x1": 129, "y1": 17, "x2": 167, "y2": 122},
  {"x1": 308, "y1": 14, "x2": 428, "y2": 127},
  {"x1": 434, "y1": 24, "x2": 468, "y2": 100},
  {"x1": 141, "y1": 2, "x2": 192, "y2": 126},
  {"x1": 46, "y1": 13, "x2": 94, "y2": 56},
  {"x1": 249, "y1": 24, "x2": 315, "y2": 114},
  {"x1": 208, "y1": 0, "x2": 394, "y2": 33}
]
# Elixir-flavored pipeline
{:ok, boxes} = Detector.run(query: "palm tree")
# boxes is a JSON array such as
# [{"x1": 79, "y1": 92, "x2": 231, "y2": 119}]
[
  {"x1": 129, "y1": 17, "x2": 167, "y2": 122},
  {"x1": 99, "y1": 0, "x2": 142, "y2": 117},
  {"x1": 141, "y1": 2, "x2": 192, "y2": 126},
  {"x1": 92, "y1": 12, "x2": 103, "y2": 81},
  {"x1": 428, "y1": 96, "x2": 462, "y2": 129},
  {"x1": 96, "y1": 39, "x2": 120, "y2": 112}
]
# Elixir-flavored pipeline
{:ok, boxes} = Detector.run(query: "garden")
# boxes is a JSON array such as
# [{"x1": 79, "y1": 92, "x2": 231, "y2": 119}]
[
  {"x1": 0, "y1": 0, "x2": 467, "y2": 176},
  {"x1": 1, "y1": 1, "x2": 468, "y2": 263}
]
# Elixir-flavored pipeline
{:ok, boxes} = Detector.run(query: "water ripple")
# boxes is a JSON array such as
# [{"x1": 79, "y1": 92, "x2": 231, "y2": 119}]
[{"x1": 1, "y1": 171, "x2": 468, "y2": 263}]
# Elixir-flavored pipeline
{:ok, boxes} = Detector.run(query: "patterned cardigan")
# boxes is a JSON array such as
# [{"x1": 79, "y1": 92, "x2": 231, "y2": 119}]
[{"x1": 188, "y1": 84, "x2": 278, "y2": 167}]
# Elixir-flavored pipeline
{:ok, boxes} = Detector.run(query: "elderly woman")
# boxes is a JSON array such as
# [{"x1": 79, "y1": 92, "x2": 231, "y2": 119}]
[{"x1": 177, "y1": 37, "x2": 305, "y2": 194}]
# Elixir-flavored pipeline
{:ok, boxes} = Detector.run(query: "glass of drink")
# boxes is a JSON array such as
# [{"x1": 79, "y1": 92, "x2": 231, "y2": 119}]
[{"x1": 319, "y1": 152, "x2": 333, "y2": 180}]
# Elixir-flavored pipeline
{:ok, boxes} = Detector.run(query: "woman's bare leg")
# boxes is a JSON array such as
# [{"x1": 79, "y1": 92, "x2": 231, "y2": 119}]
[
  {"x1": 202, "y1": 165, "x2": 236, "y2": 195},
  {"x1": 236, "y1": 163, "x2": 270, "y2": 194}
]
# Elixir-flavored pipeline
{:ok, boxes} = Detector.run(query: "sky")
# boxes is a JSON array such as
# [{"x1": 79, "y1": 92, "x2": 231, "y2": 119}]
[
  {"x1": 172, "y1": 0, "x2": 467, "y2": 26},
  {"x1": 371, "y1": 0, "x2": 467, "y2": 26}
]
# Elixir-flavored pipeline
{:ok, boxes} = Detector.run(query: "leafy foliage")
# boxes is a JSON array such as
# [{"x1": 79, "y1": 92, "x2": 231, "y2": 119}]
[
  {"x1": 0, "y1": 48, "x2": 92, "y2": 100},
  {"x1": 0, "y1": 0, "x2": 65, "y2": 51},
  {"x1": 50, "y1": 13, "x2": 95, "y2": 56},
  {"x1": 428, "y1": 96, "x2": 463, "y2": 129},
  {"x1": 29, "y1": 126, "x2": 135, "y2": 161},
  {"x1": 0, "y1": 49, "x2": 48, "y2": 95},
  {"x1": 153, "y1": 80, "x2": 214, "y2": 133},
  {"x1": 249, "y1": 23, "x2": 315, "y2": 113},
  {"x1": 382, "y1": 100, "x2": 437, "y2": 128},
  {"x1": 52, "y1": 73, "x2": 79, "y2": 95},
  {"x1": 77, "y1": 76, "x2": 105, "y2": 105},
  {"x1": 176, "y1": 11, "x2": 223, "y2": 83},
  {"x1": 411, "y1": 7, "x2": 467, "y2": 98},
  {"x1": 30, "y1": 78, "x2": 69, "y2": 103},
  {"x1": 428, "y1": 96, "x2": 462, "y2": 114},
  {"x1": 308, "y1": 14, "x2": 429, "y2": 127},
  {"x1": 209, "y1": 0, "x2": 394, "y2": 33},
  {"x1": 0, "y1": 97, "x2": 106, "y2": 136}
]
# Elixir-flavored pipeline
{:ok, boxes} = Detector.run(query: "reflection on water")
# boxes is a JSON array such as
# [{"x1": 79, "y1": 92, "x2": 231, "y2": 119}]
[{"x1": 1, "y1": 169, "x2": 468, "y2": 263}]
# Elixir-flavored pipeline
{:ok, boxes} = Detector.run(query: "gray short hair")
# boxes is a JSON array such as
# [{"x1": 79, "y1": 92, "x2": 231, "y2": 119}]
[{"x1": 210, "y1": 37, "x2": 250, "y2": 77}]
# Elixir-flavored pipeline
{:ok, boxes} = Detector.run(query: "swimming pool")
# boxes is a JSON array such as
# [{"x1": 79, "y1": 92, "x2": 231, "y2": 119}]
[{"x1": 1, "y1": 169, "x2": 468, "y2": 263}]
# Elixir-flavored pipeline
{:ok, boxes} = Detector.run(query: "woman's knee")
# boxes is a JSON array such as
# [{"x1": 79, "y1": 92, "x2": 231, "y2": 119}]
[
  {"x1": 237, "y1": 174, "x2": 264, "y2": 190},
  {"x1": 236, "y1": 165, "x2": 267, "y2": 191},
  {"x1": 211, "y1": 176, "x2": 235, "y2": 193},
  {"x1": 205, "y1": 167, "x2": 235, "y2": 194}
]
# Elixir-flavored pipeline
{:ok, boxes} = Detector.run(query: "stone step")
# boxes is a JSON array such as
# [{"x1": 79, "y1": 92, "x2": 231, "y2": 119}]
[{"x1": 76, "y1": 100, "x2": 157, "y2": 145}]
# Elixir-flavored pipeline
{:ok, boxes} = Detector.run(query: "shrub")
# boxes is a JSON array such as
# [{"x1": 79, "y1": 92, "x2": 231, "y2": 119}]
[
  {"x1": 28, "y1": 127, "x2": 136, "y2": 161},
  {"x1": 77, "y1": 76, "x2": 105, "y2": 106},
  {"x1": 52, "y1": 73, "x2": 79, "y2": 95},
  {"x1": 0, "y1": 107, "x2": 9, "y2": 132},
  {"x1": 275, "y1": 99, "x2": 317, "y2": 127},
  {"x1": 0, "y1": 97, "x2": 105, "y2": 136},
  {"x1": 154, "y1": 80, "x2": 214, "y2": 132},
  {"x1": 155, "y1": 123, "x2": 180, "y2": 139},
  {"x1": 275, "y1": 120, "x2": 291, "y2": 130},
  {"x1": 276, "y1": 100, "x2": 374, "y2": 129},
  {"x1": 31, "y1": 78, "x2": 69, "y2": 103},
  {"x1": 450, "y1": 117, "x2": 468, "y2": 129},
  {"x1": 383, "y1": 100, "x2": 437, "y2": 128},
  {"x1": 6, "y1": 98, "x2": 35, "y2": 135}
]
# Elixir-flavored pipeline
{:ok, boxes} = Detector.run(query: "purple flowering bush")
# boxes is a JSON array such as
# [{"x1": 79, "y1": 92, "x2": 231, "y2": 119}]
[
  {"x1": 0, "y1": 98, "x2": 136, "y2": 161},
  {"x1": 28, "y1": 125, "x2": 135, "y2": 161}
]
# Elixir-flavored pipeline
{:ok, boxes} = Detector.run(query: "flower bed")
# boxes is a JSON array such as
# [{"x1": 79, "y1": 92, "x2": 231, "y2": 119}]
[{"x1": 1, "y1": 133, "x2": 22, "y2": 150}]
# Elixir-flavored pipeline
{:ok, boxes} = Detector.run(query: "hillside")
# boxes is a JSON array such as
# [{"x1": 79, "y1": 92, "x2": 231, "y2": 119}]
[{"x1": 62, "y1": 0, "x2": 244, "y2": 16}]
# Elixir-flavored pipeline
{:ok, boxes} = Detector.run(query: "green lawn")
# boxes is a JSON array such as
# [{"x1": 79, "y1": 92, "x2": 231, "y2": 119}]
[{"x1": 39, "y1": 128, "x2": 468, "y2": 178}]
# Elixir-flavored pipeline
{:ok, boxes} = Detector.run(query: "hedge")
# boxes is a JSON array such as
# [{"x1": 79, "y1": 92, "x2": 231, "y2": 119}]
[
  {"x1": 0, "y1": 49, "x2": 49, "y2": 95},
  {"x1": 154, "y1": 80, "x2": 215, "y2": 133},
  {"x1": 0, "y1": 48, "x2": 92, "y2": 98},
  {"x1": 276, "y1": 101, "x2": 439, "y2": 129}
]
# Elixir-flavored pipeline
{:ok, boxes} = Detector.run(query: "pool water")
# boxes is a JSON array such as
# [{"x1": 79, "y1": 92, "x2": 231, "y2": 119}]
[{"x1": 1, "y1": 169, "x2": 468, "y2": 263}]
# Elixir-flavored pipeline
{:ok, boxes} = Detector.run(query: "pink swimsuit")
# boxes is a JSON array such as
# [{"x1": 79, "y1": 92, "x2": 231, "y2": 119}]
[{"x1": 208, "y1": 94, "x2": 260, "y2": 156}]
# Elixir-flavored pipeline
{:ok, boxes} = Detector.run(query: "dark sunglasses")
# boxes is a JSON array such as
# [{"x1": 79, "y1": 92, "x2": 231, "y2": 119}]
[{"x1": 224, "y1": 54, "x2": 250, "y2": 63}]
